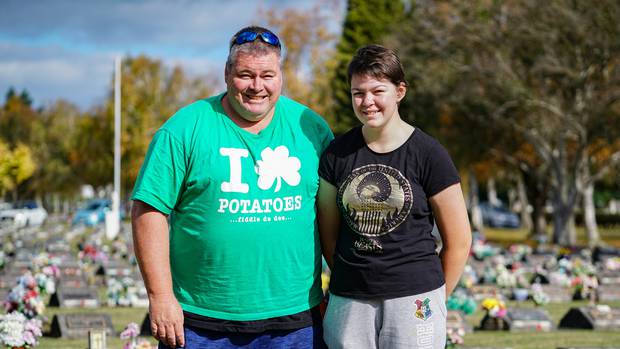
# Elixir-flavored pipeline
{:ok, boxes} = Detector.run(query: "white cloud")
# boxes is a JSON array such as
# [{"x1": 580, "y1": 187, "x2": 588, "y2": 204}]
[{"x1": 0, "y1": 0, "x2": 344, "y2": 109}]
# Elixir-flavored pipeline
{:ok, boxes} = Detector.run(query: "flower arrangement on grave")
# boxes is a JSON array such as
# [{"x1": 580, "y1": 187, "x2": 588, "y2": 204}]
[
  {"x1": 471, "y1": 239, "x2": 499, "y2": 260},
  {"x1": 120, "y1": 322, "x2": 154, "y2": 349},
  {"x1": 481, "y1": 297, "x2": 506, "y2": 318},
  {"x1": 0, "y1": 312, "x2": 42, "y2": 348},
  {"x1": 107, "y1": 277, "x2": 141, "y2": 307},
  {"x1": 4, "y1": 274, "x2": 45, "y2": 319},
  {"x1": 32, "y1": 273, "x2": 54, "y2": 296},
  {"x1": 445, "y1": 326, "x2": 465, "y2": 349},
  {"x1": 548, "y1": 269, "x2": 571, "y2": 287},
  {"x1": 458, "y1": 265, "x2": 478, "y2": 289},
  {"x1": 530, "y1": 284, "x2": 549, "y2": 306},
  {"x1": 572, "y1": 273, "x2": 598, "y2": 302},
  {"x1": 509, "y1": 244, "x2": 532, "y2": 262},
  {"x1": 495, "y1": 265, "x2": 516, "y2": 289},
  {"x1": 447, "y1": 289, "x2": 477, "y2": 315},
  {"x1": 604, "y1": 257, "x2": 620, "y2": 271},
  {"x1": 78, "y1": 244, "x2": 109, "y2": 265}
]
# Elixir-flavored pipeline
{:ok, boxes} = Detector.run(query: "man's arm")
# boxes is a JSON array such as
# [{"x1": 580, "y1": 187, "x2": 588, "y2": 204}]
[
  {"x1": 429, "y1": 183, "x2": 472, "y2": 297},
  {"x1": 317, "y1": 178, "x2": 340, "y2": 270},
  {"x1": 131, "y1": 200, "x2": 184, "y2": 348}
]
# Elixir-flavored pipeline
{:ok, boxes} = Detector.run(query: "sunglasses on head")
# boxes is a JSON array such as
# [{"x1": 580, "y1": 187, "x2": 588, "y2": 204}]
[{"x1": 232, "y1": 30, "x2": 281, "y2": 49}]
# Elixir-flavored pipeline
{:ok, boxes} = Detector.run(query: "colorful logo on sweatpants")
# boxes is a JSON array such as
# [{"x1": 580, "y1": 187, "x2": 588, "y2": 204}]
[{"x1": 415, "y1": 298, "x2": 432, "y2": 321}]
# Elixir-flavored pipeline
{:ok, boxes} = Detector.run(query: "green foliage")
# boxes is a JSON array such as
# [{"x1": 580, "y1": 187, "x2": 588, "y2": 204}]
[{"x1": 329, "y1": 0, "x2": 406, "y2": 133}]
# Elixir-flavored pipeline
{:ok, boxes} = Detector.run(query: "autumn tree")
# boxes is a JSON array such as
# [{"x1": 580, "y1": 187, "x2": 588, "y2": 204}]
[
  {"x1": 261, "y1": 0, "x2": 341, "y2": 120},
  {"x1": 394, "y1": 0, "x2": 620, "y2": 245},
  {"x1": 0, "y1": 140, "x2": 36, "y2": 201}
]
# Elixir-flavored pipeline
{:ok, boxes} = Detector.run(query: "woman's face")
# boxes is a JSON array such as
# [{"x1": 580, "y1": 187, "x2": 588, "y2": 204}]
[{"x1": 350, "y1": 74, "x2": 406, "y2": 129}]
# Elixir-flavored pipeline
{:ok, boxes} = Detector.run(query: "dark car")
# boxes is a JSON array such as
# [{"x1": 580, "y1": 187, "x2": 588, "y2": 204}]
[{"x1": 479, "y1": 202, "x2": 520, "y2": 228}]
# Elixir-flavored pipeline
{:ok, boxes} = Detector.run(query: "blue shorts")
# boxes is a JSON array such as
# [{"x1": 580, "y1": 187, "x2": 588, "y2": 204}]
[{"x1": 158, "y1": 324, "x2": 326, "y2": 349}]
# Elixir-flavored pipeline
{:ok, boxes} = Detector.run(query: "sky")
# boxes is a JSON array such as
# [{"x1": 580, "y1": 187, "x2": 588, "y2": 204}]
[{"x1": 0, "y1": 0, "x2": 344, "y2": 110}]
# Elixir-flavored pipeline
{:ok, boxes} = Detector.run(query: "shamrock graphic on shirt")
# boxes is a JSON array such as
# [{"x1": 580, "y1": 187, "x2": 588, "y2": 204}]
[{"x1": 255, "y1": 146, "x2": 301, "y2": 192}]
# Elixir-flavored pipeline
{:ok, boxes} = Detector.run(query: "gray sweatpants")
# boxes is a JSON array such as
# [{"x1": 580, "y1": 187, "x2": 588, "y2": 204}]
[{"x1": 323, "y1": 285, "x2": 446, "y2": 349}]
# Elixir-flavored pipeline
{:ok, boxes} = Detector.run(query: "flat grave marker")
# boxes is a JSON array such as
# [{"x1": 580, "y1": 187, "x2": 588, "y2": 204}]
[
  {"x1": 49, "y1": 284, "x2": 99, "y2": 308},
  {"x1": 50, "y1": 313, "x2": 114, "y2": 339},
  {"x1": 559, "y1": 305, "x2": 620, "y2": 330},
  {"x1": 447, "y1": 310, "x2": 473, "y2": 333},
  {"x1": 504, "y1": 307, "x2": 554, "y2": 332},
  {"x1": 539, "y1": 284, "x2": 574, "y2": 303}
]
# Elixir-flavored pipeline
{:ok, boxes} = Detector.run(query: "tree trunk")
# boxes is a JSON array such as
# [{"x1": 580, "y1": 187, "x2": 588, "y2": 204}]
[
  {"x1": 487, "y1": 177, "x2": 500, "y2": 206},
  {"x1": 516, "y1": 174, "x2": 533, "y2": 231},
  {"x1": 583, "y1": 180, "x2": 600, "y2": 247},
  {"x1": 468, "y1": 168, "x2": 484, "y2": 233}
]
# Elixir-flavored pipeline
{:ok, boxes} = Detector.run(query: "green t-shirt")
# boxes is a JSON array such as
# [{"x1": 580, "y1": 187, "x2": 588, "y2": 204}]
[{"x1": 132, "y1": 93, "x2": 333, "y2": 321}]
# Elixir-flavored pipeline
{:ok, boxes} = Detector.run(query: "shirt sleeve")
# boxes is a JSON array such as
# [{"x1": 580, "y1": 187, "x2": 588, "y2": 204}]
[
  {"x1": 421, "y1": 140, "x2": 461, "y2": 197},
  {"x1": 131, "y1": 129, "x2": 187, "y2": 215},
  {"x1": 318, "y1": 141, "x2": 337, "y2": 185}
]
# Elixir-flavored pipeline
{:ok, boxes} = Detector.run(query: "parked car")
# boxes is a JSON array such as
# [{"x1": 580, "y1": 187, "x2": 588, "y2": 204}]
[
  {"x1": 479, "y1": 202, "x2": 520, "y2": 228},
  {"x1": 0, "y1": 201, "x2": 48, "y2": 228},
  {"x1": 72, "y1": 199, "x2": 111, "y2": 226}
]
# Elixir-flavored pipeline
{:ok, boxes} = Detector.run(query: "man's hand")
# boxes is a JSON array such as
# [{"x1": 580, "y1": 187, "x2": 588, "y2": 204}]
[{"x1": 149, "y1": 294, "x2": 185, "y2": 348}]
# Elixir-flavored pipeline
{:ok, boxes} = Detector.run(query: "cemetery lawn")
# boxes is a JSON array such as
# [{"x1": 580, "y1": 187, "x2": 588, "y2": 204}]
[
  {"x1": 464, "y1": 300, "x2": 620, "y2": 348},
  {"x1": 39, "y1": 306, "x2": 157, "y2": 349},
  {"x1": 37, "y1": 301, "x2": 620, "y2": 348},
  {"x1": 484, "y1": 226, "x2": 620, "y2": 248}
]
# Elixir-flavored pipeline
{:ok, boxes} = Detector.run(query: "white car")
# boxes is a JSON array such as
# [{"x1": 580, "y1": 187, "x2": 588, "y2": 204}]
[{"x1": 0, "y1": 201, "x2": 48, "y2": 228}]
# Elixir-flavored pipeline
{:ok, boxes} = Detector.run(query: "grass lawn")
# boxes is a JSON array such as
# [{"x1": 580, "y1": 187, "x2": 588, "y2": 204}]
[
  {"x1": 463, "y1": 300, "x2": 620, "y2": 348},
  {"x1": 36, "y1": 301, "x2": 620, "y2": 348},
  {"x1": 39, "y1": 306, "x2": 157, "y2": 349},
  {"x1": 483, "y1": 225, "x2": 620, "y2": 248}
]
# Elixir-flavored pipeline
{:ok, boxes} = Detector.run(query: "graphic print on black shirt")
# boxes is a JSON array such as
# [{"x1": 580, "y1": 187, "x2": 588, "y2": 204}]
[{"x1": 338, "y1": 164, "x2": 413, "y2": 253}]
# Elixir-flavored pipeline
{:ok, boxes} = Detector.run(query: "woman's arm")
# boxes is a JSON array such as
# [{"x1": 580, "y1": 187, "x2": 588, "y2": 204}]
[
  {"x1": 317, "y1": 177, "x2": 341, "y2": 270},
  {"x1": 429, "y1": 183, "x2": 472, "y2": 297}
]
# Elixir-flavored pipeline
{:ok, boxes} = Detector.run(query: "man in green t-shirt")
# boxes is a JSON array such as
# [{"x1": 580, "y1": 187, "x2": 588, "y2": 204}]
[{"x1": 131, "y1": 26, "x2": 332, "y2": 349}]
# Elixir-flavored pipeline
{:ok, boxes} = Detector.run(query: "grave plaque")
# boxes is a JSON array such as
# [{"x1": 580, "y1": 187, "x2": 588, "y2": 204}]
[
  {"x1": 50, "y1": 313, "x2": 114, "y2": 339},
  {"x1": 49, "y1": 285, "x2": 99, "y2": 307},
  {"x1": 99, "y1": 260, "x2": 132, "y2": 277},
  {"x1": 559, "y1": 306, "x2": 620, "y2": 330},
  {"x1": 593, "y1": 246, "x2": 620, "y2": 264},
  {"x1": 528, "y1": 255, "x2": 555, "y2": 269},
  {"x1": 597, "y1": 285, "x2": 620, "y2": 302},
  {"x1": 59, "y1": 261, "x2": 83, "y2": 277},
  {"x1": 504, "y1": 308, "x2": 554, "y2": 332},
  {"x1": 88, "y1": 329, "x2": 106, "y2": 349},
  {"x1": 540, "y1": 284, "x2": 573, "y2": 303},
  {"x1": 598, "y1": 271, "x2": 620, "y2": 285},
  {"x1": 46, "y1": 237, "x2": 71, "y2": 254},
  {"x1": 470, "y1": 285, "x2": 502, "y2": 301},
  {"x1": 58, "y1": 275, "x2": 89, "y2": 289},
  {"x1": 467, "y1": 259, "x2": 486, "y2": 278},
  {"x1": 0, "y1": 273, "x2": 19, "y2": 289},
  {"x1": 479, "y1": 314, "x2": 508, "y2": 331},
  {"x1": 447, "y1": 310, "x2": 473, "y2": 333}
]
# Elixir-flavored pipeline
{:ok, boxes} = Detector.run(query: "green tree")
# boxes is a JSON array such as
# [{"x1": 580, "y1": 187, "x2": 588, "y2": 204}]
[
  {"x1": 394, "y1": 0, "x2": 620, "y2": 245},
  {"x1": 329, "y1": 0, "x2": 405, "y2": 133},
  {"x1": 0, "y1": 88, "x2": 37, "y2": 147}
]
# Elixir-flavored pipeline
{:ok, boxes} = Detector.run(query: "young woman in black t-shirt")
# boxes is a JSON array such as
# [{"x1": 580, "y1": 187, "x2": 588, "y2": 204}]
[{"x1": 317, "y1": 45, "x2": 472, "y2": 349}]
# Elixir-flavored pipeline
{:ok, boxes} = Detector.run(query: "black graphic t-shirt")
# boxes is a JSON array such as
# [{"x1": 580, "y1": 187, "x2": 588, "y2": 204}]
[{"x1": 319, "y1": 126, "x2": 460, "y2": 299}]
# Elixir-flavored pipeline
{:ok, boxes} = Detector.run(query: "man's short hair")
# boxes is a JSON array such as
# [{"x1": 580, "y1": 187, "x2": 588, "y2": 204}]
[
  {"x1": 347, "y1": 44, "x2": 408, "y2": 87},
  {"x1": 226, "y1": 26, "x2": 282, "y2": 72}
]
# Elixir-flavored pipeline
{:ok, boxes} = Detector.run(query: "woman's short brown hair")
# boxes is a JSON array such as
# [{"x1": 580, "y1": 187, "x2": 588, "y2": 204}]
[{"x1": 347, "y1": 44, "x2": 408, "y2": 87}]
